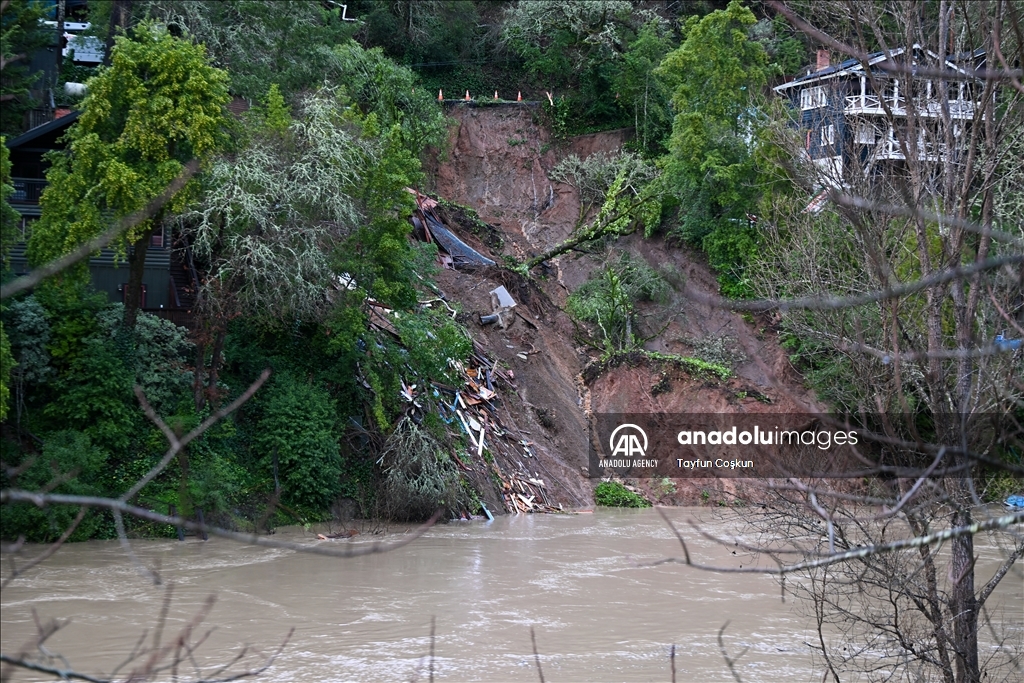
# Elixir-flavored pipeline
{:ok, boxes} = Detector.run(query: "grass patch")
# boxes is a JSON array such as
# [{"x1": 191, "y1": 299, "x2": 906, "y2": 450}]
[
  {"x1": 582, "y1": 349, "x2": 732, "y2": 384},
  {"x1": 594, "y1": 481, "x2": 650, "y2": 508}
]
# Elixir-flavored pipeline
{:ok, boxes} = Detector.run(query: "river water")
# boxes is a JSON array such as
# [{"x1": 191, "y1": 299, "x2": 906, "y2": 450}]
[{"x1": 2, "y1": 507, "x2": 1021, "y2": 682}]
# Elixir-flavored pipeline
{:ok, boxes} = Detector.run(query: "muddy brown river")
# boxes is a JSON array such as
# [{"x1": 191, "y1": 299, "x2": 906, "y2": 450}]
[{"x1": 2, "y1": 508, "x2": 1021, "y2": 682}]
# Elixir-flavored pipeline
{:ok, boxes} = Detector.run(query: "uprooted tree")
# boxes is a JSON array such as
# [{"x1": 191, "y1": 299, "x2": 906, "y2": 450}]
[{"x1": 525, "y1": 151, "x2": 662, "y2": 270}]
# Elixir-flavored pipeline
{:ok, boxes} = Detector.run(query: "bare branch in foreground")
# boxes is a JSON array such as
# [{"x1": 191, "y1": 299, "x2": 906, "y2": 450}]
[
  {"x1": 645, "y1": 507, "x2": 1024, "y2": 576},
  {"x1": 0, "y1": 583, "x2": 293, "y2": 683},
  {"x1": 0, "y1": 491, "x2": 443, "y2": 559},
  {"x1": 717, "y1": 621, "x2": 748, "y2": 683},
  {"x1": 830, "y1": 193, "x2": 1024, "y2": 248},
  {"x1": 530, "y1": 627, "x2": 546, "y2": 683},
  {"x1": 766, "y1": 1, "x2": 1024, "y2": 84},
  {"x1": 680, "y1": 254, "x2": 1023, "y2": 312},
  {"x1": 1, "y1": 160, "x2": 201, "y2": 301}
]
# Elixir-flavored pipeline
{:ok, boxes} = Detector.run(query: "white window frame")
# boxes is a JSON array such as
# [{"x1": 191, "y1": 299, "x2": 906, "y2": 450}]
[
  {"x1": 801, "y1": 86, "x2": 828, "y2": 110},
  {"x1": 856, "y1": 120, "x2": 875, "y2": 144},
  {"x1": 821, "y1": 123, "x2": 835, "y2": 146}
]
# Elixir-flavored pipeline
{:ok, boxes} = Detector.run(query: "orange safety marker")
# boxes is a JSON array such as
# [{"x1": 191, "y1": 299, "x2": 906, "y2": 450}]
[
  {"x1": 494, "y1": 90, "x2": 499, "y2": 100},
  {"x1": 465, "y1": 90, "x2": 471, "y2": 101},
  {"x1": 516, "y1": 91, "x2": 522, "y2": 102},
  {"x1": 438, "y1": 89, "x2": 443, "y2": 101}
]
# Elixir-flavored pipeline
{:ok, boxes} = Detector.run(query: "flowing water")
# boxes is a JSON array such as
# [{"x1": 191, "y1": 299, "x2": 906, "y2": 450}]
[{"x1": 2, "y1": 507, "x2": 1021, "y2": 682}]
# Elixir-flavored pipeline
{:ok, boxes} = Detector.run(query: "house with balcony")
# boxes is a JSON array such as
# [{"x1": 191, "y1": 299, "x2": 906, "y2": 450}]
[
  {"x1": 5, "y1": 115, "x2": 197, "y2": 326},
  {"x1": 773, "y1": 45, "x2": 986, "y2": 187}
]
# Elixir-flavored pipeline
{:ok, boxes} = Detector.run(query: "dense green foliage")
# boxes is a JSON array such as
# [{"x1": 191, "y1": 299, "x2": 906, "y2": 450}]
[
  {"x1": 3, "y1": 1, "x2": 823, "y2": 538},
  {"x1": 657, "y1": 0, "x2": 771, "y2": 296},
  {"x1": 252, "y1": 372, "x2": 342, "y2": 518},
  {"x1": 1, "y1": 141, "x2": 17, "y2": 420},
  {"x1": 0, "y1": 0, "x2": 52, "y2": 135},
  {"x1": 26, "y1": 23, "x2": 230, "y2": 296},
  {"x1": 594, "y1": 481, "x2": 650, "y2": 508}
]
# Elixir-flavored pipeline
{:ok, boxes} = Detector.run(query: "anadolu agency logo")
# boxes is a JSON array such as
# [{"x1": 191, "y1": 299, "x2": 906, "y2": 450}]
[{"x1": 600, "y1": 423, "x2": 657, "y2": 468}]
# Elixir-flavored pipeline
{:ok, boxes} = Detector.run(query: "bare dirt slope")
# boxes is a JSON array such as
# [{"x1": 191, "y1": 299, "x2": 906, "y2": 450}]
[{"x1": 426, "y1": 104, "x2": 819, "y2": 506}]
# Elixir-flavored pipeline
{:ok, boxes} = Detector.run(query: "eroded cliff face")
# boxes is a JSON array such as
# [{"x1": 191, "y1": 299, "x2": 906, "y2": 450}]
[
  {"x1": 426, "y1": 104, "x2": 818, "y2": 506},
  {"x1": 427, "y1": 104, "x2": 631, "y2": 259}
]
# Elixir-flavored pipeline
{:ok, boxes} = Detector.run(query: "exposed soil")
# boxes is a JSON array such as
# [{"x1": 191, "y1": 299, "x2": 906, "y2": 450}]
[{"x1": 426, "y1": 103, "x2": 821, "y2": 508}]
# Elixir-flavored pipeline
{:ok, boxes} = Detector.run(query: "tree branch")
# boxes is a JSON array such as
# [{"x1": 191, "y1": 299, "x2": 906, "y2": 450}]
[
  {"x1": 1, "y1": 160, "x2": 200, "y2": 301},
  {"x1": 646, "y1": 509, "x2": 1024, "y2": 576},
  {"x1": 681, "y1": 254, "x2": 1022, "y2": 312},
  {"x1": 0, "y1": 491, "x2": 442, "y2": 559}
]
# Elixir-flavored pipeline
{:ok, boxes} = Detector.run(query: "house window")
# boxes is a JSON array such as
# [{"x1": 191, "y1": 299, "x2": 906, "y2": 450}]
[
  {"x1": 150, "y1": 225, "x2": 165, "y2": 248},
  {"x1": 856, "y1": 121, "x2": 875, "y2": 144},
  {"x1": 801, "y1": 86, "x2": 827, "y2": 109},
  {"x1": 120, "y1": 283, "x2": 147, "y2": 308},
  {"x1": 821, "y1": 124, "x2": 835, "y2": 146}
]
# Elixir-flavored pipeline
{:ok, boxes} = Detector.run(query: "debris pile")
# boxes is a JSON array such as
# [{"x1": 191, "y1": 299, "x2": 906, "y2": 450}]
[
  {"x1": 407, "y1": 189, "x2": 495, "y2": 269},
  {"x1": 396, "y1": 340, "x2": 563, "y2": 515},
  {"x1": 479, "y1": 285, "x2": 516, "y2": 327}
]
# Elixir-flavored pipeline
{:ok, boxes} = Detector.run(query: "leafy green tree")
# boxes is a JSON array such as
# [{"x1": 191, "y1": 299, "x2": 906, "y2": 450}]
[
  {"x1": 0, "y1": 0, "x2": 52, "y2": 135},
  {"x1": 354, "y1": 1, "x2": 485, "y2": 69},
  {"x1": 142, "y1": 3, "x2": 448, "y2": 154},
  {"x1": 611, "y1": 19, "x2": 673, "y2": 157},
  {"x1": 1, "y1": 139, "x2": 19, "y2": 421},
  {"x1": 44, "y1": 335, "x2": 136, "y2": 454},
  {"x1": 502, "y1": 0, "x2": 666, "y2": 132},
  {"x1": 140, "y1": 0, "x2": 357, "y2": 102},
  {"x1": 27, "y1": 22, "x2": 230, "y2": 330},
  {"x1": 184, "y1": 81, "x2": 429, "y2": 412},
  {"x1": 95, "y1": 304, "x2": 193, "y2": 415},
  {"x1": 657, "y1": 0, "x2": 770, "y2": 296},
  {"x1": 252, "y1": 372, "x2": 342, "y2": 517},
  {"x1": 527, "y1": 152, "x2": 662, "y2": 269},
  {"x1": 332, "y1": 41, "x2": 449, "y2": 156},
  {"x1": 186, "y1": 86, "x2": 420, "y2": 327},
  {"x1": 501, "y1": 1, "x2": 638, "y2": 81}
]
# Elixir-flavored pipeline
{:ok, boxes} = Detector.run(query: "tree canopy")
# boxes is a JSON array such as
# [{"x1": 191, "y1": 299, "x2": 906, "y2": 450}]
[
  {"x1": 657, "y1": 0, "x2": 771, "y2": 296},
  {"x1": 27, "y1": 21, "x2": 230, "y2": 327}
]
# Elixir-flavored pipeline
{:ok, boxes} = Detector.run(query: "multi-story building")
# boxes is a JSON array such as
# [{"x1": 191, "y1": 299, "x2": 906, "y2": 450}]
[
  {"x1": 5, "y1": 112, "x2": 197, "y2": 325},
  {"x1": 774, "y1": 45, "x2": 986, "y2": 187}
]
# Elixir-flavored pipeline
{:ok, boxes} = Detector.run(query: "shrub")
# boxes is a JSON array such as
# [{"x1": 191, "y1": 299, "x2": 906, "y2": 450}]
[
  {"x1": 252, "y1": 372, "x2": 342, "y2": 517},
  {"x1": 0, "y1": 431, "x2": 113, "y2": 542},
  {"x1": 567, "y1": 253, "x2": 670, "y2": 355},
  {"x1": 594, "y1": 481, "x2": 650, "y2": 508},
  {"x1": 377, "y1": 417, "x2": 469, "y2": 521}
]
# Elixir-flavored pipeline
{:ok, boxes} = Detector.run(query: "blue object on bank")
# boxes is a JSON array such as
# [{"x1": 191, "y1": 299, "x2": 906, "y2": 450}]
[
  {"x1": 1005, "y1": 495, "x2": 1024, "y2": 510},
  {"x1": 994, "y1": 334, "x2": 1022, "y2": 351},
  {"x1": 481, "y1": 503, "x2": 494, "y2": 521}
]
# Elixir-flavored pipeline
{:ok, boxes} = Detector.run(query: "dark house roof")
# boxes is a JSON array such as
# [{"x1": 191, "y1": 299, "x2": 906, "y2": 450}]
[
  {"x1": 775, "y1": 45, "x2": 985, "y2": 93},
  {"x1": 5, "y1": 110, "x2": 80, "y2": 150}
]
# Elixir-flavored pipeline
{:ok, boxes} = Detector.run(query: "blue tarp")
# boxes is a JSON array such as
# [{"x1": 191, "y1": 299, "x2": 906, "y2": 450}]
[{"x1": 421, "y1": 210, "x2": 495, "y2": 268}]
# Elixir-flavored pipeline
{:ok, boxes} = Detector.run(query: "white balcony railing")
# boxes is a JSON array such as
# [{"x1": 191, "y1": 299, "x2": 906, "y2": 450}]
[
  {"x1": 845, "y1": 95, "x2": 976, "y2": 119},
  {"x1": 873, "y1": 137, "x2": 950, "y2": 161}
]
